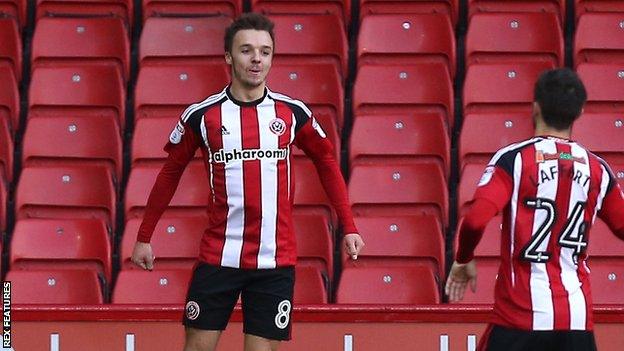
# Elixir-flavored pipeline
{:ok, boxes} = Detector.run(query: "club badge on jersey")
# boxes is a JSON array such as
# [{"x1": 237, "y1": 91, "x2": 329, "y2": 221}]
[{"x1": 170, "y1": 121, "x2": 185, "y2": 144}]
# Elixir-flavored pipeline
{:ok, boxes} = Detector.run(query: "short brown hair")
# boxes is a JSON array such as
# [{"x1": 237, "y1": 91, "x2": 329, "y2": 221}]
[{"x1": 224, "y1": 13, "x2": 275, "y2": 53}]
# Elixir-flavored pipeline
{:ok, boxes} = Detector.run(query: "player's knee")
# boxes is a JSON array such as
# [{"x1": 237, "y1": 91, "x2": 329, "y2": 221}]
[{"x1": 184, "y1": 328, "x2": 220, "y2": 351}]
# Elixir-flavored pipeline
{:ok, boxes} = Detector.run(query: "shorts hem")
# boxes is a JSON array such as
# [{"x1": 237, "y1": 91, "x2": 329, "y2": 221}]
[{"x1": 242, "y1": 328, "x2": 291, "y2": 342}]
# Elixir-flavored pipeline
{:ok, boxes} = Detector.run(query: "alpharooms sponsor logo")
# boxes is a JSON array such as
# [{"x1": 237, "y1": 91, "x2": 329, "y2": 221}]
[{"x1": 213, "y1": 148, "x2": 289, "y2": 164}]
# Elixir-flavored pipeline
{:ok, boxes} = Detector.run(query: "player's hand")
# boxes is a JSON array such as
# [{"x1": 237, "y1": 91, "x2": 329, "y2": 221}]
[
  {"x1": 445, "y1": 260, "x2": 477, "y2": 302},
  {"x1": 131, "y1": 242, "x2": 155, "y2": 271},
  {"x1": 343, "y1": 233, "x2": 364, "y2": 260}
]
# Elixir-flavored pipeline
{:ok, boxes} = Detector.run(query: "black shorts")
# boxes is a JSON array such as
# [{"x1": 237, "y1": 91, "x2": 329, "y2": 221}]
[
  {"x1": 479, "y1": 324, "x2": 597, "y2": 351},
  {"x1": 182, "y1": 262, "x2": 295, "y2": 341}
]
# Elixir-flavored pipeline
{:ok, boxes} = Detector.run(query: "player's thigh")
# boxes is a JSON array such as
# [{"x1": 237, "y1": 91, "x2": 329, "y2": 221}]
[
  {"x1": 183, "y1": 263, "x2": 245, "y2": 331},
  {"x1": 240, "y1": 266, "x2": 295, "y2": 342},
  {"x1": 483, "y1": 325, "x2": 556, "y2": 351},
  {"x1": 184, "y1": 327, "x2": 221, "y2": 351},
  {"x1": 244, "y1": 333, "x2": 281, "y2": 351}
]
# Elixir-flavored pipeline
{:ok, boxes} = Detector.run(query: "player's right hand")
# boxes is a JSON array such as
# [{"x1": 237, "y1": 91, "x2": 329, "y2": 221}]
[
  {"x1": 131, "y1": 242, "x2": 155, "y2": 271},
  {"x1": 445, "y1": 260, "x2": 477, "y2": 302}
]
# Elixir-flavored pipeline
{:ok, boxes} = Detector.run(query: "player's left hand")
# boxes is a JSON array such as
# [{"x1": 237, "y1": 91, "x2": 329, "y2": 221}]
[
  {"x1": 445, "y1": 260, "x2": 477, "y2": 302},
  {"x1": 343, "y1": 233, "x2": 365, "y2": 260}
]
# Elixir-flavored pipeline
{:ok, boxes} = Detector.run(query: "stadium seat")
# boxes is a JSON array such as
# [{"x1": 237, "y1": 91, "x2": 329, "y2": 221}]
[
  {"x1": 0, "y1": 178, "x2": 6, "y2": 233},
  {"x1": 120, "y1": 217, "x2": 205, "y2": 270},
  {"x1": 10, "y1": 218, "x2": 112, "y2": 283},
  {"x1": 465, "y1": 12, "x2": 563, "y2": 67},
  {"x1": 293, "y1": 214, "x2": 333, "y2": 280},
  {"x1": 450, "y1": 258, "x2": 499, "y2": 304},
  {"x1": 575, "y1": 13, "x2": 624, "y2": 67},
  {"x1": 359, "y1": 0, "x2": 458, "y2": 27},
  {"x1": 112, "y1": 269, "x2": 192, "y2": 304},
  {"x1": 6, "y1": 269, "x2": 104, "y2": 304},
  {"x1": 0, "y1": 52, "x2": 20, "y2": 135},
  {"x1": 587, "y1": 259, "x2": 624, "y2": 304},
  {"x1": 125, "y1": 162, "x2": 211, "y2": 220},
  {"x1": 292, "y1": 158, "x2": 336, "y2": 226},
  {"x1": 463, "y1": 61, "x2": 555, "y2": 114},
  {"x1": 349, "y1": 113, "x2": 450, "y2": 180},
  {"x1": 132, "y1": 117, "x2": 203, "y2": 167},
  {"x1": 575, "y1": 0, "x2": 624, "y2": 22},
  {"x1": 28, "y1": 65, "x2": 126, "y2": 133},
  {"x1": 336, "y1": 266, "x2": 440, "y2": 304},
  {"x1": 345, "y1": 215, "x2": 445, "y2": 278},
  {"x1": 15, "y1": 166, "x2": 116, "y2": 228},
  {"x1": 252, "y1": 0, "x2": 349, "y2": 28},
  {"x1": 349, "y1": 163, "x2": 448, "y2": 227},
  {"x1": 0, "y1": 16, "x2": 21, "y2": 80},
  {"x1": 0, "y1": 115, "x2": 12, "y2": 183},
  {"x1": 589, "y1": 218, "x2": 624, "y2": 259},
  {"x1": 352, "y1": 64, "x2": 454, "y2": 129},
  {"x1": 577, "y1": 63, "x2": 624, "y2": 114},
  {"x1": 269, "y1": 14, "x2": 348, "y2": 81},
  {"x1": 134, "y1": 64, "x2": 229, "y2": 122},
  {"x1": 294, "y1": 265, "x2": 328, "y2": 304},
  {"x1": 142, "y1": 0, "x2": 242, "y2": 24},
  {"x1": 36, "y1": 0, "x2": 134, "y2": 28},
  {"x1": 357, "y1": 13, "x2": 456, "y2": 78},
  {"x1": 268, "y1": 63, "x2": 344, "y2": 132},
  {"x1": 458, "y1": 163, "x2": 486, "y2": 216},
  {"x1": 139, "y1": 16, "x2": 231, "y2": 67},
  {"x1": 0, "y1": 0, "x2": 26, "y2": 29},
  {"x1": 31, "y1": 16, "x2": 130, "y2": 81},
  {"x1": 459, "y1": 112, "x2": 534, "y2": 170},
  {"x1": 572, "y1": 113, "x2": 624, "y2": 172},
  {"x1": 22, "y1": 116, "x2": 123, "y2": 182},
  {"x1": 468, "y1": 0, "x2": 565, "y2": 25}
]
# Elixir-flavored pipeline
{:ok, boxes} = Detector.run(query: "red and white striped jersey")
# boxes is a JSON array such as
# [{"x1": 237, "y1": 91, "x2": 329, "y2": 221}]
[
  {"x1": 471, "y1": 135, "x2": 624, "y2": 331},
  {"x1": 137, "y1": 87, "x2": 357, "y2": 269}
]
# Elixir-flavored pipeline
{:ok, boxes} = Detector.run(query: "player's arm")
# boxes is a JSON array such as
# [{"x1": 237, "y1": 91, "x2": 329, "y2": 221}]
[
  {"x1": 294, "y1": 115, "x2": 364, "y2": 259},
  {"x1": 597, "y1": 175, "x2": 624, "y2": 241},
  {"x1": 132, "y1": 116, "x2": 202, "y2": 270}
]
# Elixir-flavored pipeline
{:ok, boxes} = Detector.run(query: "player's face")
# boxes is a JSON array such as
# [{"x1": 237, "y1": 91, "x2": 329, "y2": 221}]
[{"x1": 226, "y1": 29, "x2": 273, "y2": 90}]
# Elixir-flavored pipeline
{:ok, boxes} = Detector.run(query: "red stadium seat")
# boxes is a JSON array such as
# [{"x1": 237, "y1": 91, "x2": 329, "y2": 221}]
[
  {"x1": 588, "y1": 259, "x2": 624, "y2": 304},
  {"x1": 468, "y1": 0, "x2": 565, "y2": 25},
  {"x1": 292, "y1": 158, "x2": 336, "y2": 226},
  {"x1": 22, "y1": 116, "x2": 123, "y2": 182},
  {"x1": 450, "y1": 258, "x2": 499, "y2": 304},
  {"x1": 268, "y1": 63, "x2": 344, "y2": 132},
  {"x1": 125, "y1": 162, "x2": 211, "y2": 220},
  {"x1": 345, "y1": 215, "x2": 445, "y2": 278},
  {"x1": 589, "y1": 218, "x2": 624, "y2": 258},
  {"x1": 349, "y1": 163, "x2": 448, "y2": 227},
  {"x1": 269, "y1": 14, "x2": 348, "y2": 81},
  {"x1": 293, "y1": 214, "x2": 333, "y2": 280},
  {"x1": 466, "y1": 12, "x2": 563, "y2": 67},
  {"x1": 463, "y1": 61, "x2": 554, "y2": 114},
  {"x1": 0, "y1": 16, "x2": 21, "y2": 80},
  {"x1": 353, "y1": 64, "x2": 453, "y2": 129},
  {"x1": 0, "y1": 178, "x2": 6, "y2": 232},
  {"x1": 252, "y1": 0, "x2": 349, "y2": 28},
  {"x1": 134, "y1": 64, "x2": 229, "y2": 122},
  {"x1": 0, "y1": 50, "x2": 20, "y2": 135},
  {"x1": 336, "y1": 266, "x2": 440, "y2": 304},
  {"x1": 36, "y1": 0, "x2": 134, "y2": 28},
  {"x1": 294, "y1": 265, "x2": 328, "y2": 304},
  {"x1": 572, "y1": 113, "x2": 624, "y2": 172},
  {"x1": 459, "y1": 112, "x2": 534, "y2": 170},
  {"x1": 349, "y1": 113, "x2": 450, "y2": 180},
  {"x1": 357, "y1": 13, "x2": 456, "y2": 78},
  {"x1": 132, "y1": 117, "x2": 203, "y2": 167},
  {"x1": 575, "y1": 13, "x2": 624, "y2": 67},
  {"x1": 359, "y1": 0, "x2": 458, "y2": 27},
  {"x1": 142, "y1": 0, "x2": 242, "y2": 24},
  {"x1": 15, "y1": 166, "x2": 116, "y2": 228},
  {"x1": 10, "y1": 218, "x2": 112, "y2": 283},
  {"x1": 0, "y1": 0, "x2": 26, "y2": 28},
  {"x1": 31, "y1": 16, "x2": 130, "y2": 81},
  {"x1": 6, "y1": 269, "x2": 104, "y2": 304},
  {"x1": 112, "y1": 269, "x2": 192, "y2": 304},
  {"x1": 577, "y1": 64, "x2": 624, "y2": 114},
  {"x1": 120, "y1": 217, "x2": 205, "y2": 270},
  {"x1": 139, "y1": 16, "x2": 231, "y2": 67},
  {"x1": 575, "y1": 0, "x2": 624, "y2": 22},
  {"x1": 28, "y1": 65, "x2": 126, "y2": 133},
  {"x1": 0, "y1": 116, "x2": 12, "y2": 183},
  {"x1": 458, "y1": 163, "x2": 486, "y2": 216}
]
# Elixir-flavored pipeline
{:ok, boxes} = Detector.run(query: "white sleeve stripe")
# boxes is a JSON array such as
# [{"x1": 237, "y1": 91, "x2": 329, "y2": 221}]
[
  {"x1": 181, "y1": 89, "x2": 227, "y2": 123},
  {"x1": 266, "y1": 88, "x2": 313, "y2": 117}
]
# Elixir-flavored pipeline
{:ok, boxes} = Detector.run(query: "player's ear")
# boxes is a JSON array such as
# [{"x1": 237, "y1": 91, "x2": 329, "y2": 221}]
[{"x1": 225, "y1": 51, "x2": 232, "y2": 65}]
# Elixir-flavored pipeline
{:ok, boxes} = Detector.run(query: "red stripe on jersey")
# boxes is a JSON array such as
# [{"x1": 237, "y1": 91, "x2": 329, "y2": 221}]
[
  {"x1": 548, "y1": 142, "x2": 573, "y2": 329},
  {"x1": 274, "y1": 101, "x2": 296, "y2": 266},
  {"x1": 240, "y1": 106, "x2": 262, "y2": 269},
  {"x1": 203, "y1": 106, "x2": 229, "y2": 266}
]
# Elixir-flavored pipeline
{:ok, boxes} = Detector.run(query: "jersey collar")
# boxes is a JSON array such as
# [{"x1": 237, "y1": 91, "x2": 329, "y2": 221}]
[{"x1": 226, "y1": 86, "x2": 268, "y2": 107}]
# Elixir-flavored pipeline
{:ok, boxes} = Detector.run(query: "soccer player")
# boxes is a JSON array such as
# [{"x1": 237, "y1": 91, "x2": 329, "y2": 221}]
[
  {"x1": 446, "y1": 68, "x2": 624, "y2": 350},
  {"x1": 130, "y1": 13, "x2": 364, "y2": 351}
]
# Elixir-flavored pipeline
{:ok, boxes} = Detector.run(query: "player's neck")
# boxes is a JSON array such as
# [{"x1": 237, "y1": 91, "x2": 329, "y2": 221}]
[
  {"x1": 228, "y1": 81, "x2": 266, "y2": 102},
  {"x1": 534, "y1": 125, "x2": 571, "y2": 140}
]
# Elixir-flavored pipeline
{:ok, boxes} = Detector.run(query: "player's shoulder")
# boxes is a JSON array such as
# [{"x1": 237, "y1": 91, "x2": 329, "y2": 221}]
[
  {"x1": 266, "y1": 88, "x2": 312, "y2": 118},
  {"x1": 490, "y1": 137, "x2": 543, "y2": 165},
  {"x1": 181, "y1": 88, "x2": 229, "y2": 123}
]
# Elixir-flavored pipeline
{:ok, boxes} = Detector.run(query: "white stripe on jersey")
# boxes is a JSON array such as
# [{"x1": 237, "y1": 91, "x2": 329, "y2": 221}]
[
  {"x1": 200, "y1": 115, "x2": 209, "y2": 147},
  {"x1": 531, "y1": 139, "x2": 557, "y2": 330},
  {"x1": 561, "y1": 143, "x2": 589, "y2": 330},
  {"x1": 593, "y1": 163, "x2": 612, "y2": 223},
  {"x1": 510, "y1": 152, "x2": 523, "y2": 287},
  {"x1": 288, "y1": 111, "x2": 296, "y2": 200},
  {"x1": 220, "y1": 100, "x2": 245, "y2": 268},
  {"x1": 257, "y1": 99, "x2": 279, "y2": 269},
  {"x1": 181, "y1": 89, "x2": 227, "y2": 123},
  {"x1": 489, "y1": 137, "x2": 542, "y2": 166}
]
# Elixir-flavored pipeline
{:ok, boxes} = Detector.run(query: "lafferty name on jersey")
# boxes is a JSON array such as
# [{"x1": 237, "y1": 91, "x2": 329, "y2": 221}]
[{"x1": 213, "y1": 148, "x2": 289, "y2": 163}]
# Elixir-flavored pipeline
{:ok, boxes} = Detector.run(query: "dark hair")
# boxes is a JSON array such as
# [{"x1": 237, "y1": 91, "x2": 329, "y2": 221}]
[
  {"x1": 224, "y1": 13, "x2": 275, "y2": 53},
  {"x1": 533, "y1": 68, "x2": 587, "y2": 130}
]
